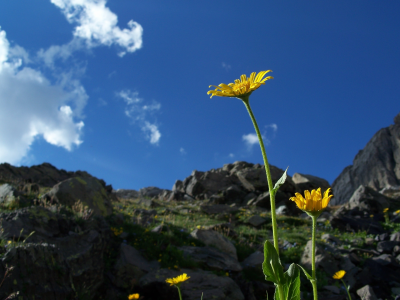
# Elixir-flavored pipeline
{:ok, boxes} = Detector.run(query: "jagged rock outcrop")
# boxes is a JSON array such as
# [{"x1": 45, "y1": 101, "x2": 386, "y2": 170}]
[
  {"x1": 171, "y1": 161, "x2": 303, "y2": 215},
  {"x1": 331, "y1": 112, "x2": 400, "y2": 205}
]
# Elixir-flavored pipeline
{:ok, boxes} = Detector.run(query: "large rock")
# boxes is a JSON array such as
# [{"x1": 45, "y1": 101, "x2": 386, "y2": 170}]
[
  {"x1": 0, "y1": 206, "x2": 113, "y2": 300},
  {"x1": 331, "y1": 112, "x2": 400, "y2": 205},
  {"x1": 292, "y1": 173, "x2": 330, "y2": 192},
  {"x1": 41, "y1": 175, "x2": 114, "y2": 217},
  {"x1": 190, "y1": 229, "x2": 238, "y2": 260}
]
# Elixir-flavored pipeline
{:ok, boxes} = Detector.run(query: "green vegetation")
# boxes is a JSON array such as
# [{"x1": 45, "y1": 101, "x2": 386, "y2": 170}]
[{"x1": 0, "y1": 187, "x2": 397, "y2": 299}]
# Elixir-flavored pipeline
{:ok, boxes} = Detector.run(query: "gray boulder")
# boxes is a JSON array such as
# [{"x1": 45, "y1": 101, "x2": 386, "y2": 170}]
[
  {"x1": 292, "y1": 173, "x2": 330, "y2": 193},
  {"x1": 331, "y1": 112, "x2": 400, "y2": 205},
  {"x1": 41, "y1": 175, "x2": 114, "y2": 217},
  {"x1": 190, "y1": 229, "x2": 238, "y2": 260},
  {"x1": 356, "y1": 285, "x2": 378, "y2": 300}
]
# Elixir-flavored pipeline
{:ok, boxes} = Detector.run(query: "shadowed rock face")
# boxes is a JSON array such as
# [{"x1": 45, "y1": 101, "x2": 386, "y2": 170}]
[{"x1": 331, "y1": 112, "x2": 400, "y2": 205}]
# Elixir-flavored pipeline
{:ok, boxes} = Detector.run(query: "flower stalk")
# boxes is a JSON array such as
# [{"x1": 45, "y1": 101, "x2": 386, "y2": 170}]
[
  {"x1": 311, "y1": 215, "x2": 318, "y2": 300},
  {"x1": 242, "y1": 96, "x2": 280, "y2": 254}
]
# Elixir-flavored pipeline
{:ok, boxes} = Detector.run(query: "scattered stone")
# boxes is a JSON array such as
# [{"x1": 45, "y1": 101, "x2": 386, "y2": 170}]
[
  {"x1": 357, "y1": 285, "x2": 378, "y2": 300},
  {"x1": 377, "y1": 241, "x2": 400, "y2": 253}
]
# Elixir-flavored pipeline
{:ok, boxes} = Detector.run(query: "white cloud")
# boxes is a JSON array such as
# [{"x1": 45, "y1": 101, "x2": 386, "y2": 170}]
[
  {"x1": 242, "y1": 123, "x2": 278, "y2": 150},
  {"x1": 180, "y1": 147, "x2": 186, "y2": 155},
  {"x1": 48, "y1": 0, "x2": 143, "y2": 60},
  {"x1": 266, "y1": 123, "x2": 278, "y2": 133},
  {"x1": 142, "y1": 122, "x2": 161, "y2": 145},
  {"x1": 242, "y1": 133, "x2": 259, "y2": 149},
  {"x1": 228, "y1": 153, "x2": 234, "y2": 158},
  {"x1": 0, "y1": 27, "x2": 86, "y2": 165},
  {"x1": 116, "y1": 89, "x2": 161, "y2": 145}
]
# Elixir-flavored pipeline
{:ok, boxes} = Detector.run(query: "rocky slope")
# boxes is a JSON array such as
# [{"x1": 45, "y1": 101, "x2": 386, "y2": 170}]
[
  {"x1": 0, "y1": 112, "x2": 400, "y2": 299},
  {"x1": 331, "y1": 112, "x2": 400, "y2": 206}
]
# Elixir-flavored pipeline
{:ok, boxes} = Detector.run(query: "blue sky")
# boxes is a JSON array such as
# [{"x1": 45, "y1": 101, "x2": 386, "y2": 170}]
[{"x1": 0, "y1": 1, "x2": 399, "y2": 191}]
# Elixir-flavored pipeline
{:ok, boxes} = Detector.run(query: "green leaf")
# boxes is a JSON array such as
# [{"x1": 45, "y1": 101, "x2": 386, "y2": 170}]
[
  {"x1": 273, "y1": 167, "x2": 289, "y2": 193},
  {"x1": 297, "y1": 264, "x2": 313, "y2": 280},
  {"x1": 262, "y1": 240, "x2": 285, "y2": 285},
  {"x1": 284, "y1": 264, "x2": 301, "y2": 300}
]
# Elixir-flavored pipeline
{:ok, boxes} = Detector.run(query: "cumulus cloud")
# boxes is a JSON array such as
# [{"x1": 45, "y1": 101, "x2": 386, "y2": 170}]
[
  {"x1": 180, "y1": 148, "x2": 186, "y2": 155},
  {"x1": 242, "y1": 133, "x2": 260, "y2": 149},
  {"x1": 242, "y1": 123, "x2": 278, "y2": 150},
  {"x1": 116, "y1": 89, "x2": 161, "y2": 145},
  {"x1": 42, "y1": 0, "x2": 143, "y2": 64},
  {"x1": 0, "y1": 27, "x2": 86, "y2": 165}
]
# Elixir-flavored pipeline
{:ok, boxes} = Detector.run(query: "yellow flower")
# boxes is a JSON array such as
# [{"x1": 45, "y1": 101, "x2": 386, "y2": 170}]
[
  {"x1": 207, "y1": 71, "x2": 273, "y2": 100},
  {"x1": 332, "y1": 270, "x2": 346, "y2": 280},
  {"x1": 7, "y1": 241, "x2": 11, "y2": 244},
  {"x1": 383, "y1": 208, "x2": 389, "y2": 213},
  {"x1": 395, "y1": 210, "x2": 400, "y2": 215},
  {"x1": 128, "y1": 293, "x2": 140, "y2": 300},
  {"x1": 370, "y1": 214, "x2": 374, "y2": 218},
  {"x1": 289, "y1": 188, "x2": 333, "y2": 216},
  {"x1": 165, "y1": 273, "x2": 190, "y2": 286}
]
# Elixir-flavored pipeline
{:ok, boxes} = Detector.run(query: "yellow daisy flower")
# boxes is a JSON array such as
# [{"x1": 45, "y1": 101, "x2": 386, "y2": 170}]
[
  {"x1": 383, "y1": 208, "x2": 389, "y2": 213},
  {"x1": 165, "y1": 273, "x2": 190, "y2": 286},
  {"x1": 128, "y1": 293, "x2": 140, "y2": 300},
  {"x1": 332, "y1": 270, "x2": 346, "y2": 280},
  {"x1": 207, "y1": 71, "x2": 273, "y2": 100},
  {"x1": 289, "y1": 188, "x2": 334, "y2": 217}
]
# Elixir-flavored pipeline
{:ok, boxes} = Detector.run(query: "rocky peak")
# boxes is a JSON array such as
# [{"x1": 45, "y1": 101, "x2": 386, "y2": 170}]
[{"x1": 331, "y1": 112, "x2": 400, "y2": 205}]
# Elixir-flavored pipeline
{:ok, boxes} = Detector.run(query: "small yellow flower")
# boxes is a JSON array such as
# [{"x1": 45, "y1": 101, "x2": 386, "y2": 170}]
[
  {"x1": 383, "y1": 208, "x2": 389, "y2": 213},
  {"x1": 395, "y1": 210, "x2": 400, "y2": 215},
  {"x1": 165, "y1": 273, "x2": 190, "y2": 286},
  {"x1": 7, "y1": 241, "x2": 11, "y2": 244},
  {"x1": 370, "y1": 214, "x2": 374, "y2": 218},
  {"x1": 225, "y1": 272, "x2": 229, "y2": 276},
  {"x1": 128, "y1": 293, "x2": 140, "y2": 300},
  {"x1": 207, "y1": 71, "x2": 273, "y2": 100},
  {"x1": 332, "y1": 270, "x2": 346, "y2": 280},
  {"x1": 290, "y1": 188, "x2": 334, "y2": 216}
]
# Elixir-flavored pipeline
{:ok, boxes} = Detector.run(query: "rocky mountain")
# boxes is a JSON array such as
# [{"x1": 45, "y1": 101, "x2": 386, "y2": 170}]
[{"x1": 331, "y1": 112, "x2": 400, "y2": 206}]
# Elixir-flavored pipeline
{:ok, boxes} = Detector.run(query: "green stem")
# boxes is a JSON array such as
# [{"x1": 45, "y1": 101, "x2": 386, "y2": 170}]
[
  {"x1": 341, "y1": 279, "x2": 352, "y2": 300},
  {"x1": 311, "y1": 216, "x2": 318, "y2": 300},
  {"x1": 242, "y1": 97, "x2": 280, "y2": 255},
  {"x1": 176, "y1": 286, "x2": 182, "y2": 300}
]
